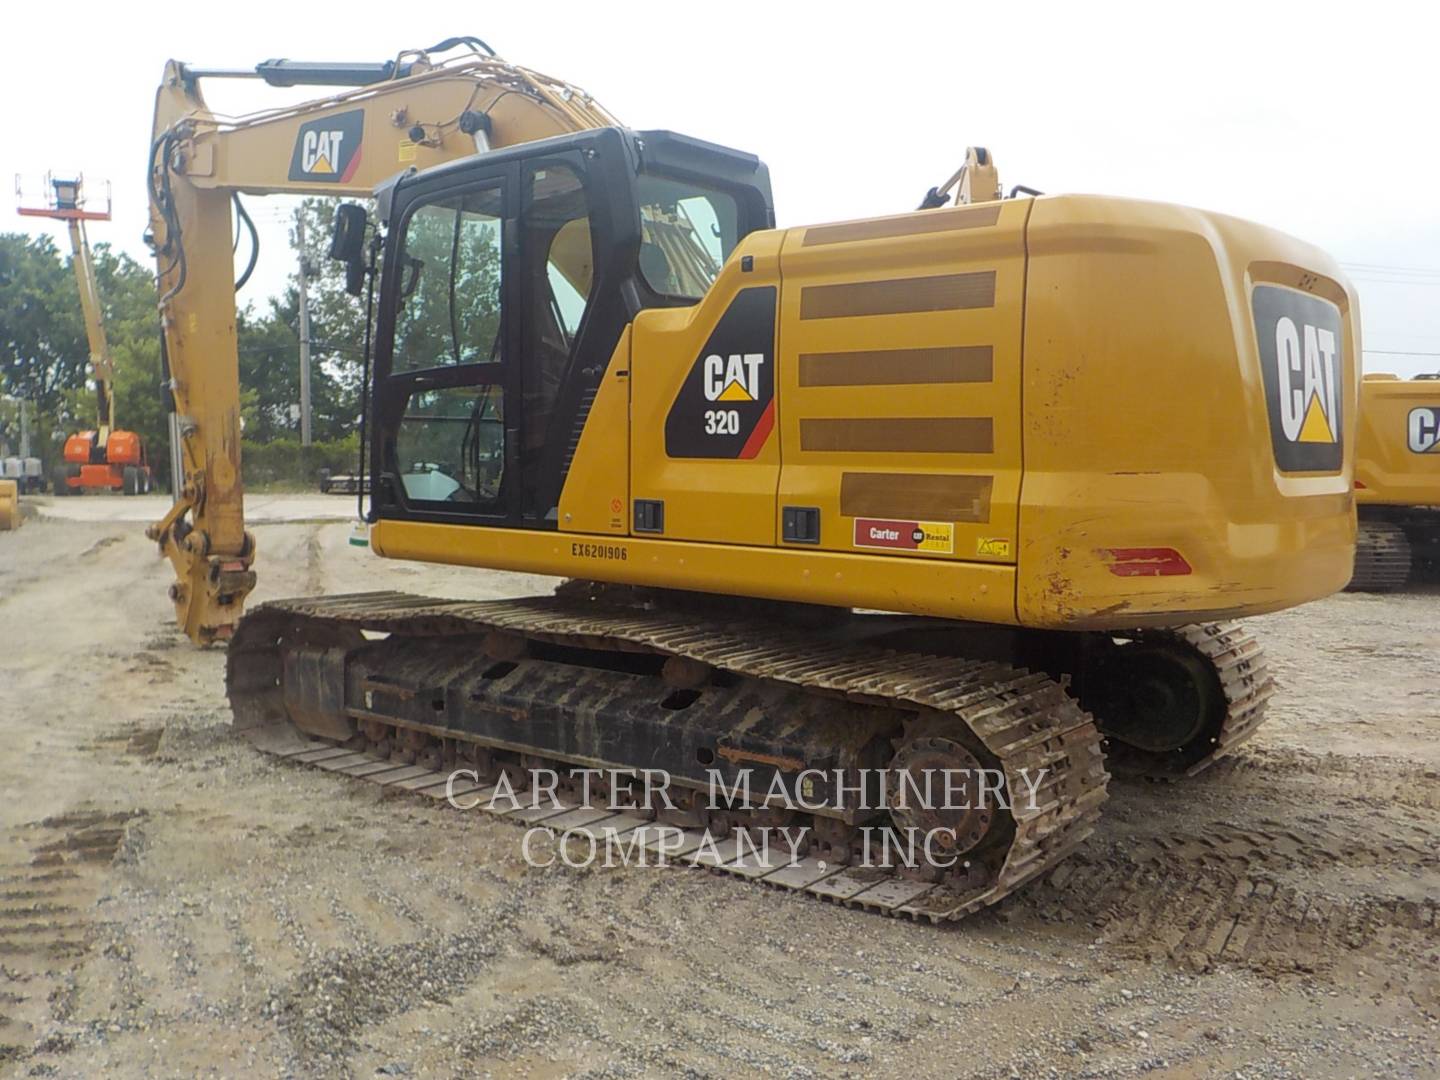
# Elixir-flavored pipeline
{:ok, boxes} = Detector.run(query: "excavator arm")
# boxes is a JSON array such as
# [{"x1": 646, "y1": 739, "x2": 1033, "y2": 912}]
[{"x1": 146, "y1": 43, "x2": 618, "y2": 643}]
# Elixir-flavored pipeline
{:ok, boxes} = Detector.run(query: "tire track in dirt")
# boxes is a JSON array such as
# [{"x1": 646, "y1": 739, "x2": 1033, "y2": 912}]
[
  {"x1": 0, "y1": 811, "x2": 140, "y2": 1065},
  {"x1": 1210, "y1": 744, "x2": 1440, "y2": 814},
  {"x1": 302, "y1": 525, "x2": 325, "y2": 597},
  {"x1": 1023, "y1": 814, "x2": 1439, "y2": 1003}
]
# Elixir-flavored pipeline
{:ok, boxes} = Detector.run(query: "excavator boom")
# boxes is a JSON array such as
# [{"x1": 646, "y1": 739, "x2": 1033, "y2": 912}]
[{"x1": 147, "y1": 45, "x2": 619, "y2": 642}]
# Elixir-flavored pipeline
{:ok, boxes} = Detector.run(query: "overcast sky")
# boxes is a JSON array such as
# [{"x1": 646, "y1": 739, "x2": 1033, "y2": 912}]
[{"x1": 5, "y1": 0, "x2": 1437, "y2": 375}]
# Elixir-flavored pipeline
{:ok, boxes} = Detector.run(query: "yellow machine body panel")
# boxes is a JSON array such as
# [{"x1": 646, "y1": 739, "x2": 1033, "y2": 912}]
[
  {"x1": 370, "y1": 519, "x2": 1019, "y2": 619},
  {"x1": 555, "y1": 328, "x2": 631, "y2": 536},
  {"x1": 1354, "y1": 374, "x2": 1440, "y2": 507},
  {"x1": 1017, "y1": 197, "x2": 1359, "y2": 627},
  {"x1": 372, "y1": 194, "x2": 1358, "y2": 631},
  {"x1": 775, "y1": 202, "x2": 1025, "y2": 575},
  {"x1": 628, "y1": 231, "x2": 786, "y2": 547},
  {"x1": 0, "y1": 479, "x2": 19, "y2": 531}
]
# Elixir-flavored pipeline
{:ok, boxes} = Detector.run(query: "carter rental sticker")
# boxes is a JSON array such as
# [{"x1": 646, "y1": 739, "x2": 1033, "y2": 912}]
[{"x1": 853, "y1": 518, "x2": 954, "y2": 554}]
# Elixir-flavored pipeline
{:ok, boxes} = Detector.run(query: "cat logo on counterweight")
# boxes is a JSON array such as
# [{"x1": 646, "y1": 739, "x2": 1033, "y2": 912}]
[
  {"x1": 1410, "y1": 407, "x2": 1440, "y2": 454},
  {"x1": 1253, "y1": 285, "x2": 1344, "y2": 473}
]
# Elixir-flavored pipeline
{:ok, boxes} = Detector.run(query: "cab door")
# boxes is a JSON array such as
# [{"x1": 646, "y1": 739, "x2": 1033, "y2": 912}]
[
  {"x1": 372, "y1": 164, "x2": 520, "y2": 525},
  {"x1": 371, "y1": 130, "x2": 638, "y2": 531}
]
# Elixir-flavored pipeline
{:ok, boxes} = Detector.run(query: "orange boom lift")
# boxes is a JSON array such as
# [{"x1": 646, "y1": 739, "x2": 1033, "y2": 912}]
[{"x1": 17, "y1": 175, "x2": 154, "y2": 496}]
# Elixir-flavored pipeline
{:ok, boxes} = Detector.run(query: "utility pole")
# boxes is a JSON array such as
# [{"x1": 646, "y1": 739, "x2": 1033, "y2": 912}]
[
  {"x1": 19, "y1": 399, "x2": 30, "y2": 459},
  {"x1": 296, "y1": 209, "x2": 314, "y2": 447}
]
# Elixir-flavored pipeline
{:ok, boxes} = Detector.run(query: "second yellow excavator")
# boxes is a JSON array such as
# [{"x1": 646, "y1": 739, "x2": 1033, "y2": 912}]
[
  {"x1": 148, "y1": 38, "x2": 1359, "y2": 921},
  {"x1": 1349, "y1": 372, "x2": 1440, "y2": 589}
]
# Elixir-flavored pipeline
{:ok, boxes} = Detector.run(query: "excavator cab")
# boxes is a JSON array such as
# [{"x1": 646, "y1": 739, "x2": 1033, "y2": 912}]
[{"x1": 358, "y1": 126, "x2": 772, "y2": 530}]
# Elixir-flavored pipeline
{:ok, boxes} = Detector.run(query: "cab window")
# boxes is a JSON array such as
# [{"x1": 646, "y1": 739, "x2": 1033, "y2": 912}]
[
  {"x1": 394, "y1": 385, "x2": 505, "y2": 506},
  {"x1": 636, "y1": 174, "x2": 738, "y2": 301},
  {"x1": 391, "y1": 185, "x2": 505, "y2": 372}
]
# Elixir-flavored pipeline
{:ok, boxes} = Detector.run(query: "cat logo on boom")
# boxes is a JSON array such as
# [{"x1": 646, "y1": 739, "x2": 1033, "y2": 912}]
[
  {"x1": 1253, "y1": 284, "x2": 1345, "y2": 473},
  {"x1": 288, "y1": 110, "x2": 365, "y2": 183}
]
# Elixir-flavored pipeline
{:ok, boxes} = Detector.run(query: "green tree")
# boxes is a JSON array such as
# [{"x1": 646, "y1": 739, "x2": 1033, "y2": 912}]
[
  {"x1": 0, "y1": 235, "x2": 165, "y2": 483},
  {"x1": 237, "y1": 288, "x2": 358, "y2": 444},
  {"x1": 95, "y1": 245, "x2": 168, "y2": 484},
  {"x1": 229, "y1": 198, "x2": 371, "y2": 447},
  {"x1": 0, "y1": 234, "x2": 88, "y2": 415},
  {"x1": 291, "y1": 197, "x2": 369, "y2": 371}
]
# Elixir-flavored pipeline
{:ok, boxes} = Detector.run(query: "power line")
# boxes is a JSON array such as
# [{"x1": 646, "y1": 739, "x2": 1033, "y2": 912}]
[
  {"x1": 1348, "y1": 276, "x2": 1440, "y2": 287},
  {"x1": 1342, "y1": 261, "x2": 1440, "y2": 275},
  {"x1": 1348, "y1": 268, "x2": 1440, "y2": 276}
]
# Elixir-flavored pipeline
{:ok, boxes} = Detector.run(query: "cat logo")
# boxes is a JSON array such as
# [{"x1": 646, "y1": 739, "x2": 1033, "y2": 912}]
[
  {"x1": 1410, "y1": 407, "x2": 1440, "y2": 454},
  {"x1": 666, "y1": 288, "x2": 777, "y2": 459},
  {"x1": 302, "y1": 131, "x2": 344, "y2": 174},
  {"x1": 288, "y1": 110, "x2": 365, "y2": 183},
  {"x1": 1253, "y1": 285, "x2": 1345, "y2": 473},
  {"x1": 703, "y1": 353, "x2": 764, "y2": 402},
  {"x1": 1274, "y1": 317, "x2": 1339, "y2": 444}
]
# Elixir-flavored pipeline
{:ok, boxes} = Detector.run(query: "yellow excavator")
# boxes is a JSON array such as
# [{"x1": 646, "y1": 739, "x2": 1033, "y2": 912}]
[
  {"x1": 1348, "y1": 372, "x2": 1440, "y2": 589},
  {"x1": 149, "y1": 38, "x2": 1359, "y2": 921}
]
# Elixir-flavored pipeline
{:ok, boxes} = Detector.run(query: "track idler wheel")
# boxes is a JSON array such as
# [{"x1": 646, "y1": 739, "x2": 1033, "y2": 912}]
[{"x1": 1081, "y1": 634, "x2": 1223, "y2": 770}]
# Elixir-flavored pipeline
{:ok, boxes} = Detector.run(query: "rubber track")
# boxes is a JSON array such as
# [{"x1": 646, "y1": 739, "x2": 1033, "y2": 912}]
[
  {"x1": 1347, "y1": 521, "x2": 1412, "y2": 592},
  {"x1": 229, "y1": 591, "x2": 1110, "y2": 923}
]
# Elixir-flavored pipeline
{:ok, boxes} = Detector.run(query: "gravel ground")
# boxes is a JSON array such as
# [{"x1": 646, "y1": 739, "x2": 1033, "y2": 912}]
[{"x1": 0, "y1": 507, "x2": 1436, "y2": 1078}]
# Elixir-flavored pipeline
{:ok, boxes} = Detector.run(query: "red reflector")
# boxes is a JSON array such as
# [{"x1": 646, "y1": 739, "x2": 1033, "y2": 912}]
[
  {"x1": 1104, "y1": 547, "x2": 1192, "y2": 577},
  {"x1": 1354, "y1": 480, "x2": 1367, "y2": 489}
]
